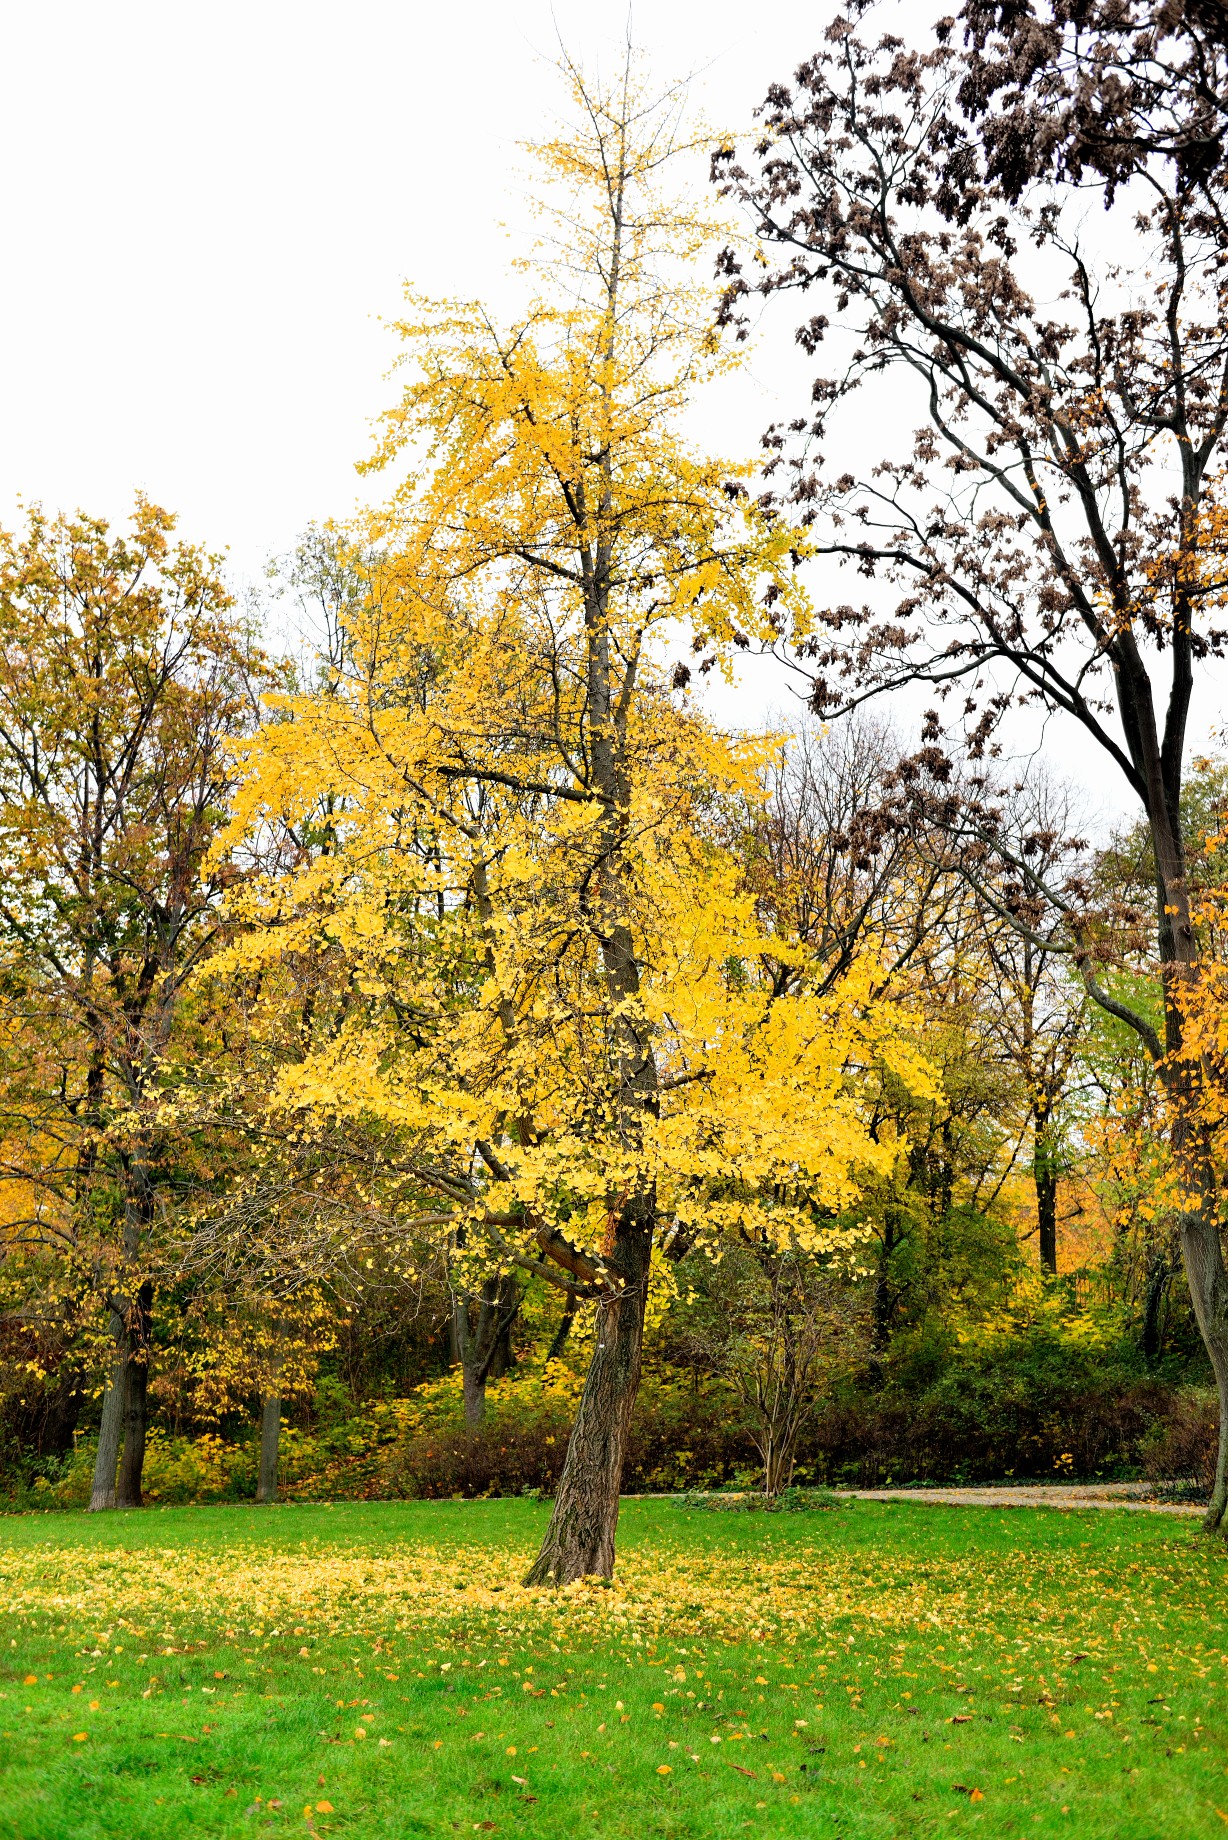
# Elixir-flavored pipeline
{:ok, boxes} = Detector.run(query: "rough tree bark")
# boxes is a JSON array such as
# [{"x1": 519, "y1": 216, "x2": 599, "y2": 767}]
[
  {"x1": 521, "y1": 552, "x2": 660, "y2": 1578},
  {"x1": 256, "y1": 1394, "x2": 282, "y2": 1504},
  {"x1": 524, "y1": 1197, "x2": 653, "y2": 1584}
]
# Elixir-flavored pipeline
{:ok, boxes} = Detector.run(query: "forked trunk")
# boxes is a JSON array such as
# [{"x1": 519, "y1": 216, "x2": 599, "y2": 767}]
[
  {"x1": 453, "y1": 1275, "x2": 520, "y2": 1429},
  {"x1": 762, "y1": 1433, "x2": 794, "y2": 1499},
  {"x1": 256, "y1": 1393, "x2": 282, "y2": 1503},
  {"x1": 524, "y1": 1206, "x2": 651, "y2": 1585},
  {"x1": 89, "y1": 1326, "x2": 127, "y2": 1512}
]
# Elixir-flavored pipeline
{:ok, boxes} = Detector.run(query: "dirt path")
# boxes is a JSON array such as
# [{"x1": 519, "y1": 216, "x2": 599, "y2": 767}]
[{"x1": 849, "y1": 1481, "x2": 1202, "y2": 1516}]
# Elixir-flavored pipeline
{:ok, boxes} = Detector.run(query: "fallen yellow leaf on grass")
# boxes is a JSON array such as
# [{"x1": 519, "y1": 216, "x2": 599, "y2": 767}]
[
  {"x1": 71, "y1": 1732, "x2": 87, "y2": 1742},
  {"x1": 657, "y1": 1764, "x2": 672, "y2": 1775},
  {"x1": 22, "y1": 1675, "x2": 36, "y2": 1686},
  {"x1": 316, "y1": 1802, "x2": 334, "y2": 1814},
  {"x1": 970, "y1": 1789, "x2": 985, "y2": 1803}
]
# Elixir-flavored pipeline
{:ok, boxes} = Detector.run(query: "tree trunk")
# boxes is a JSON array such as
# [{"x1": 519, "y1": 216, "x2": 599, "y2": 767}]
[
  {"x1": 1178, "y1": 1205, "x2": 1228, "y2": 1529},
  {"x1": 524, "y1": 1204, "x2": 651, "y2": 1585},
  {"x1": 547, "y1": 1291, "x2": 577, "y2": 1363},
  {"x1": 256, "y1": 1393, "x2": 281, "y2": 1503},
  {"x1": 1033, "y1": 1091, "x2": 1059, "y2": 1275},
  {"x1": 453, "y1": 1275, "x2": 520, "y2": 1429},
  {"x1": 116, "y1": 1282, "x2": 152, "y2": 1509},
  {"x1": 256, "y1": 1316, "x2": 285, "y2": 1502},
  {"x1": 89, "y1": 1329, "x2": 127, "y2": 1512},
  {"x1": 1141, "y1": 1252, "x2": 1170, "y2": 1365},
  {"x1": 761, "y1": 1417, "x2": 795, "y2": 1498},
  {"x1": 32, "y1": 1366, "x2": 84, "y2": 1458},
  {"x1": 462, "y1": 1362, "x2": 487, "y2": 1430},
  {"x1": 1036, "y1": 1166, "x2": 1059, "y2": 1276},
  {"x1": 487, "y1": 1309, "x2": 514, "y2": 1380},
  {"x1": 866, "y1": 1211, "x2": 899, "y2": 1388}
]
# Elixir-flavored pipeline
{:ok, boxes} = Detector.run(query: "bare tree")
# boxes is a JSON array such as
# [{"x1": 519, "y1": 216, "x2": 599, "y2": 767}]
[
  {"x1": 672, "y1": 1243, "x2": 865, "y2": 1495},
  {"x1": 718, "y1": 3, "x2": 1228, "y2": 1528}
]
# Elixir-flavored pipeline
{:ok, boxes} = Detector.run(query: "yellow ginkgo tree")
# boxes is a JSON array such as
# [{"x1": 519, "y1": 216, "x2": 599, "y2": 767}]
[{"x1": 223, "y1": 55, "x2": 933, "y2": 1583}]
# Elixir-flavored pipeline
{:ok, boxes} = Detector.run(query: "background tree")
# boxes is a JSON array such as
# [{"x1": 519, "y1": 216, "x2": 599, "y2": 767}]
[
  {"x1": 0, "y1": 499, "x2": 268, "y2": 1510},
  {"x1": 717, "y1": 1, "x2": 1228, "y2": 1529},
  {"x1": 668, "y1": 1242, "x2": 866, "y2": 1495}
]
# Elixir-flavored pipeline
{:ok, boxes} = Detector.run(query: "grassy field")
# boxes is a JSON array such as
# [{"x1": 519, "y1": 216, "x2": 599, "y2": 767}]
[{"x1": 0, "y1": 1497, "x2": 1225, "y2": 1838}]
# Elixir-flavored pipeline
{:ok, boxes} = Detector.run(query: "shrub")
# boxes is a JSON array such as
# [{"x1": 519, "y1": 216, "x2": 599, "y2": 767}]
[
  {"x1": 1141, "y1": 1389, "x2": 1217, "y2": 1498},
  {"x1": 675, "y1": 1485, "x2": 848, "y2": 1512}
]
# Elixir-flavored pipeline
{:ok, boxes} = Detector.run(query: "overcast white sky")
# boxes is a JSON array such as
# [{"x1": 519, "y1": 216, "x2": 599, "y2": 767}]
[
  {"x1": 0, "y1": 2, "x2": 815, "y2": 586},
  {"x1": 0, "y1": 1, "x2": 1216, "y2": 822}
]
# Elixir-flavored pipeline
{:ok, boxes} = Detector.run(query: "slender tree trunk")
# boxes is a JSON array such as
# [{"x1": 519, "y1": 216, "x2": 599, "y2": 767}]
[
  {"x1": 462, "y1": 1360, "x2": 487, "y2": 1430},
  {"x1": 524, "y1": 1202, "x2": 652, "y2": 1585},
  {"x1": 256, "y1": 1317, "x2": 285, "y2": 1503},
  {"x1": 453, "y1": 1298, "x2": 488, "y2": 1430},
  {"x1": 547, "y1": 1291, "x2": 577, "y2": 1362},
  {"x1": 1036, "y1": 1166, "x2": 1059, "y2": 1276},
  {"x1": 36, "y1": 1367, "x2": 84, "y2": 1458},
  {"x1": 487, "y1": 1307, "x2": 514, "y2": 1380},
  {"x1": 1178, "y1": 1204, "x2": 1228, "y2": 1529},
  {"x1": 454, "y1": 1275, "x2": 520, "y2": 1429},
  {"x1": 871, "y1": 1219, "x2": 896, "y2": 1352},
  {"x1": 116, "y1": 1281, "x2": 152, "y2": 1509},
  {"x1": 1141, "y1": 1251, "x2": 1170, "y2": 1365},
  {"x1": 1033, "y1": 1091, "x2": 1059, "y2": 1275},
  {"x1": 89, "y1": 1321, "x2": 127, "y2": 1512},
  {"x1": 256, "y1": 1393, "x2": 282, "y2": 1503},
  {"x1": 866, "y1": 1212, "x2": 898, "y2": 1388}
]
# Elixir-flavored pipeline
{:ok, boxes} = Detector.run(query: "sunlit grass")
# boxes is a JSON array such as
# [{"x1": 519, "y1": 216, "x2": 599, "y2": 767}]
[{"x1": 0, "y1": 1497, "x2": 1225, "y2": 1837}]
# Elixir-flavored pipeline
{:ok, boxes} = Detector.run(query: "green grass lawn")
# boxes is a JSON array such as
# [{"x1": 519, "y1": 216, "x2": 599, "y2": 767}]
[{"x1": 0, "y1": 1496, "x2": 1225, "y2": 1838}]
